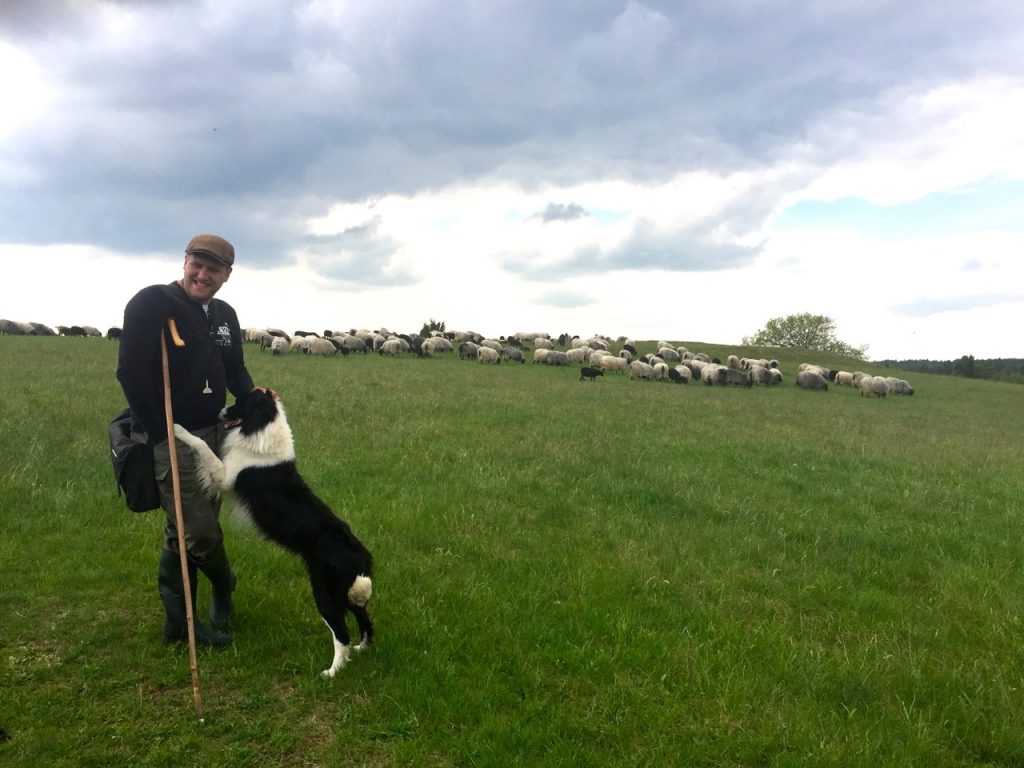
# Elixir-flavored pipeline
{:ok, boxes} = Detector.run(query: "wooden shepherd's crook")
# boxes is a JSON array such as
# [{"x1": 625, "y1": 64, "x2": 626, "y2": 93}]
[{"x1": 161, "y1": 316, "x2": 204, "y2": 721}]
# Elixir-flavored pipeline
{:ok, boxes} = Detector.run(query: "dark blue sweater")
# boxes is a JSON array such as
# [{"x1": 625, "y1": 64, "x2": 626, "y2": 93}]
[{"x1": 116, "y1": 281, "x2": 254, "y2": 442}]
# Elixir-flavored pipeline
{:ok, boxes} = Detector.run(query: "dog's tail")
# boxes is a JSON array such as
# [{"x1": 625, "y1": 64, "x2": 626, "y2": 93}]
[{"x1": 348, "y1": 575, "x2": 372, "y2": 607}]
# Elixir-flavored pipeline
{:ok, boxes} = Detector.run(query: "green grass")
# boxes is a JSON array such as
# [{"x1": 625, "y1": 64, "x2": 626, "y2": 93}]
[{"x1": 3, "y1": 336, "x2": 1024, "y2": 766}]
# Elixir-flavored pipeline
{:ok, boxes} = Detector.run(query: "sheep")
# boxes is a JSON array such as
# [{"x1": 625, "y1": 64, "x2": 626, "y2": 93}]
[
  {"x1": 82, "y1": 326, "x2": 102, "y2": 337},
  {"x1": 589, "y1": 349, "x2": 612, "y2": 364},
  {"x1": 714, "y1": 367, "x2": 752, "y2": 387},
  {"x1": 799, "y1": 364, "x2": 831, "y2": 380},
  {"x1": 533, "y1": 337, "x2": 554, "y2": 350},
  {"x1": 500, "y1": 346, "x2": 526, "y2": 363},
  {"x1": 106, "y1": 326, "x2": 122, "y2": 340},
  {"x1": 701, "y1": 363, "x2": 726, "y2": 385},
  {"x1": 652, "y1": 362, "x2": 671, "y2": 381},
  {"x1": 580, "y1": 366, "x2": 604, "y2": 382},
  {"x1": 477, "y1": 346, "x2": 500, "y2": 364},
  {"x1": 266, "y1": 328, "x2": 291, "y2": 341},
  {"x1": 851, "y1": 371, "x2": 871, "y2": 386},
  {"x1": 618, "y1": 348, "x2": 634, "y2": 363},
  {"x1": 428, "y1": 336, "x2": 453, "y2": 353},
  {"x1": 58, "y1": 325, "x2": 87, "y2": 337},
  {"x1": 727, "y1": 354, "x2": 740, "y2": 369},
  {"x1": 341, "y1": 334, "x2": 368, "y2": 353},
  {"x1": 378, "y1": 338, "x2": 404, "y2": 356},
  {"x1": 629, "y1": 361, "x2": 657, "y2": 381},
  {"x1": 598, "y1": 355, "x2": 628, "y2": 373},
  {"x1": 565, "y1": 347, "x2": 590, "y2": 364},
  {"x1": 748, "y1": 365, "x2": 771, "y2": 385},
  {"x1": 575, "y1": 336, "x2": 609, "y2": 351},
  {"x1": 516, "y1": 331, "x2": 550, "y2": 345},
  {"x1": 885, "y1": 377, "x2": 915, "y2": 396},
  {"x1": 545, "y1": 350, "x2": 571, "y2": 366},
  {"x1": 533, "y1": 348, "x2": 550, "y2": 364},
  {"x1": 834, "y1": 371, "x2": 855, "y2": 387},
  {"x1": 290, "y1": 336, "x2": 311, "y2": 354},
  {"x1": 795, "y1": 371, "x2": 829, "y2": 391},
  {"x1": 0, "y1": 319, "x2": 24, "y2": 335},
  {"x1": 766, "y1": 368, "x2": 783, "y2": 386},
  {"x1": 860, "y1": 376, "x2": 889, "y2": 398},
  {"x1": 481, "y1": 339, "x2": 503, "y2": 352},
  {"x1": 668, "y1": 366, "x2": 690, "y2": 384},
  {"x1": 459, "y1": 341, "x2": 480, "y2": 360},
  {"x1": 326, "y1": 337, "x2": 350, "y2": 355},
  {"x1": 658, "y1": 347, "x2": 682, "y2": 363},
  {"x1": 307, "y1": 337, "x2": 337, "y2": 357},
  {"x1": 260, "y1": 333, "x2": 276, "y2": 352},
  {"x1": 682, "y1": 359, "x2": 706, "y2": 379},
  {"x1": 271, "y1": 336, "x2": 289, "y2": 356}
]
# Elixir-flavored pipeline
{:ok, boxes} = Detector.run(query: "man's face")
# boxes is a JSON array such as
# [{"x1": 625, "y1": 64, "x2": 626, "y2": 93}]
[{"x1": 181, "y1": 253, "x2": 231, "y2": 303}]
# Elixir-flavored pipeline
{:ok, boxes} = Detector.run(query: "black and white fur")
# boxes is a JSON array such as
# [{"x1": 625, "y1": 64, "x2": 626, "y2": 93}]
[{"x1": 173, "y1": 390, "x2": 373, "y2": 677}]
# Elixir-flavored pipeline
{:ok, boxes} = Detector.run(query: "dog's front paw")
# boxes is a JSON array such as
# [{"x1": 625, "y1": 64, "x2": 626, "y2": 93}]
[
  {"x1": 320, "y1": 667, "x2": 337, "y2": 679},
  {"x1": 172, "y1": 424, "x2": 192, "y2": 442}
]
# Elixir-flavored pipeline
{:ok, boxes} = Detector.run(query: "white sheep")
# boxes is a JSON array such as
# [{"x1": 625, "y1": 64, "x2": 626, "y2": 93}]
[
  {"x1": 271, "y1": 336, "x2": 289, "y2": 356},
  {"x1": 477, "y1": 346, "x2": 500, "y2": 364},
  {"x1": 834, "y1": 371, "x2": 855, "y2": 387},
  {"x1": 307, "y1": 337, "x2": 337, "y2": 356},
  {"x1": 290, "y1": 336, "x2": 311, "y2": 354},
  {"x1": 860, "y1": 376, "x2": 889, "y2": 398},
  {"x1": 427, "y1": 336, "x2": 453, "y2": 353},
  {"x1": 565, "y1": 347, "x2": 589, "y2": 364},
  {"x1": 697, "y1": 363, "x2": 721, "y2": 385},
  {"x1": 533, "y1": 348, "x2": 550, "y2": 364},
  {"x1": 799, "y1": 363, "x2": 831, "y2": 380},
  {"x1": 671, "y1": 364, "x2": 692, "y2": 384},
  {"x1": 795, "y1": 371, "x2": 828, "y2": 391},
  {"x1": 598, "y1": 355, "x2": 628, "y2": 373},
  {"x1": 378, "y1": 338, "x2": 403, "y2": 356},
  {"x1": 884, "y1": 377, "x2": 914, "y2": 396},
  {"x1": 533, "y1": 337, "x2": 554, "y2": 350},
  {"x1": 630, "y1": 361, "x2": 656, "y2": 380},
  {"x1": 657, "y1": 347, "x2": 681, "y2": 363}
]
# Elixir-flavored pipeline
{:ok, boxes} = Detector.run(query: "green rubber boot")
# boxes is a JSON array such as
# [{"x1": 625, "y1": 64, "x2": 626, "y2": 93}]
[
  {"x1": 198, "y1": 543, "x2": 236, "y2": 632},
  {"x1": 157, "y1": 549, "x2": 232, "y2": 647}
]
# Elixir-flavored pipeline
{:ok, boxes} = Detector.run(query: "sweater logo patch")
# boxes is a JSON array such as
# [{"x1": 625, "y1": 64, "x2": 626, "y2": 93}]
[{"x1": 213, "y1": 324, "x2": 232, "y2": 348}]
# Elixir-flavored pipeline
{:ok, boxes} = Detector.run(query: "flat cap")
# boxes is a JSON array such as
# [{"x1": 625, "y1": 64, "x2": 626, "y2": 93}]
[{"x1": 185, "y1": 234, "x2": 235, "y2": 267}]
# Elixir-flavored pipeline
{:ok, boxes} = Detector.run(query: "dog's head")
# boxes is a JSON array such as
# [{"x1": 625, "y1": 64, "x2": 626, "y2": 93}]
[{"x1": 222, "y1": 388, "x2": 281, "y2": 436}]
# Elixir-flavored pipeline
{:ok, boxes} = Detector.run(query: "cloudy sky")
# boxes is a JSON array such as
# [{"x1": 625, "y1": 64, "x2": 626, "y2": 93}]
[{"x1": 2, "y1": 0, "x2": 1022, "y2": 360}]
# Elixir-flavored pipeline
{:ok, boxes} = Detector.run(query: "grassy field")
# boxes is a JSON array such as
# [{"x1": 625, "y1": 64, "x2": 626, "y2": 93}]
[{"x1": 2, "y1": 335, "x2": 1024, "y2": 767}]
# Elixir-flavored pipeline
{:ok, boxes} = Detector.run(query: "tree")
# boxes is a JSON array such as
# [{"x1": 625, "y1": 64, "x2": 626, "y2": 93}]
[
  {"x1": 742, "y1": 313, "x2": 868, "y2": 358},
  {"x1": 952, "y1": 354, "x2": 976, "y2": 378},
  {"x1": 420, "y1": 318, "x2": 446, "y2": 337}
]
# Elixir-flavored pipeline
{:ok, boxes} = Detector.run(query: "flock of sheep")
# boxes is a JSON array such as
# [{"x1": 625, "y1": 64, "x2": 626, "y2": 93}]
[
  {"x1": 0, "y1": 320, "x2": 121, "y2": 339},
  {"x1": 243, "y1": 327, "x2": 915, "y2": 398},
  {"x1": 0, "y1": 319, "x2": 913, "y2": 398}
]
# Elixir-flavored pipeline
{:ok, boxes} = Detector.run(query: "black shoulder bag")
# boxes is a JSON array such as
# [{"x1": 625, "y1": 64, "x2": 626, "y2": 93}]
[{"x1": 108, "y1": 408, "x2": 161, "y2": 512}]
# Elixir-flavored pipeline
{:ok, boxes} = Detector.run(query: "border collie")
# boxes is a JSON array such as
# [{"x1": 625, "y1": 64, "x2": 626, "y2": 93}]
[{"x1": 173, "y1": 389, "x2": 373, "y2": 677}]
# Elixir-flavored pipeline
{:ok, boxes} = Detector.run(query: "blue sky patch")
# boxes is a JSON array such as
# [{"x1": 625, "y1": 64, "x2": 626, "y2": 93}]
[{"x1": 772, "y1": 177, "x2": 1024, "y2": 239}]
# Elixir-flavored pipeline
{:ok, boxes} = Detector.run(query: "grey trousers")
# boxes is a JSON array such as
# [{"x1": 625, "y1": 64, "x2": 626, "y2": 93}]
[{"x1": 153, "y1": 423, "x2": 225, "y2": 564}]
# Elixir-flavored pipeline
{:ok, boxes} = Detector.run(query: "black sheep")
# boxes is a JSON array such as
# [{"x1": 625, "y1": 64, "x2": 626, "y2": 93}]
[{"x1": 580, "y1": 366, "x2": 604, "y2": 382}]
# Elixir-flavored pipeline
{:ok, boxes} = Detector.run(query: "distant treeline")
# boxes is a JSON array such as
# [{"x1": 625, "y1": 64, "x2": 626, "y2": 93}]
[{"x1": 880, "y1": 356, "x2": 1024, "y2": 385}]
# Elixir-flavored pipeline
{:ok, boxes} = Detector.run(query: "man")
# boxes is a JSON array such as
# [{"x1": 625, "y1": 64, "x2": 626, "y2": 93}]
[{"x1": 117, "y1": 234, "x2": 256, "y2": 647}]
